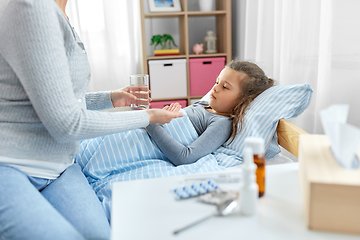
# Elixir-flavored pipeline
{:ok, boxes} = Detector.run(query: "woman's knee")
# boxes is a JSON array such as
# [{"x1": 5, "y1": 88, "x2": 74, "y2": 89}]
[{"x1": 0, "y1": 165, "x2": 86, "y2": 240}]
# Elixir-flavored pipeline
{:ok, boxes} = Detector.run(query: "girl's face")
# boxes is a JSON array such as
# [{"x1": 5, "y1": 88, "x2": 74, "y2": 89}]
[{"x1": 208, "y1": 67, "x2": 246, "y2": 115}]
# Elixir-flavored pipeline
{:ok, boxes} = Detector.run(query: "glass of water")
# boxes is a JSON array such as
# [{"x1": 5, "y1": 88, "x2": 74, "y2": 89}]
[{"x1": 129, "y1": 74, "x2": 149, "y2": 110}]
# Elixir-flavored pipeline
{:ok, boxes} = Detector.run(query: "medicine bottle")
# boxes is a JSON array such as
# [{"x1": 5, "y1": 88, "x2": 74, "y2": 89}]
[
  {"x1": 239, "y1": 147, "x2": 258, "y2": 216},
  {"x1": 244, "y1": 137, "x2": 266, "y2": 197}
]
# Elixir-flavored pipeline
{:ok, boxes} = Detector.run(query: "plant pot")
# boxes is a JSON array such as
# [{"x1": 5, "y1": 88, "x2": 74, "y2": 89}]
[{"x1": 198, "y1": 0, "x2": 214, "y2": 12}]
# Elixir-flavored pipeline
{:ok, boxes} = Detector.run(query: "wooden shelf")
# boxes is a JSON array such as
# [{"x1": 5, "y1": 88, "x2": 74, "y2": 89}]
[
  {"x1": 187, "y1": 10, "x2": 227, "y2": 16},
  {"x1": 144, "y1": 10, "x2": 227, "y2": 18},
  {"x1": 144, "y1": 12, "x2": 185, "y2": 18},
  {"x1": 189, "y1": 53, "x2": 227, "y2": 58},
  {"x1": 152, "y1": 97, "x2": 188, "y2": 102},
  {"x1": 147, "y1": 55, "x2": 187, "y2": 60},
  {"x1": 146, "y1": 53, "x2": 227, "y2": 60},
  {"x1": 152, "y1": 95, "x2": 207, "y2": 102},
  {"x1": 139, "y1": 0, "x2": 232, "y2": 106}
]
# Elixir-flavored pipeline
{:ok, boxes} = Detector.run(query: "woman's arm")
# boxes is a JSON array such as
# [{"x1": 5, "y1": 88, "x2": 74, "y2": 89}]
[
  {"x1": 85, "y1": 92, "x2": 113, "y2": 111},
  {"x1": 146, "y1": 118, "x2": 231, "y2": 166},
  {"x1": 85, "y1": 86, "x2": 150, "y2": 111},
  {"x1": 0, "y1": 0, "x2": 153, "y2": 143}
]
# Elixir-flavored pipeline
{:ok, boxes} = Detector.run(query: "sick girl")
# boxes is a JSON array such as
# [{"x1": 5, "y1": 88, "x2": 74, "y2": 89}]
[{"x1": 146, "y1": 60, "x2": 275, "y2": 166}]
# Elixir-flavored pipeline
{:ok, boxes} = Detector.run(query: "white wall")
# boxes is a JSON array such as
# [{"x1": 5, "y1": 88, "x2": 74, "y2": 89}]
[
  {"x1": 231, "y1": 0, "x2": 246, "y2": 60},
  {"x1": 230, "y1": 0, "x2": 360, "y2": 134}
]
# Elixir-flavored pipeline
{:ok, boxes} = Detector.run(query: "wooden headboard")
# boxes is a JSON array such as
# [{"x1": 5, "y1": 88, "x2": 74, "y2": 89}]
[{"x1": 277, "y1": 119, "x2": 308, "y2": 158}]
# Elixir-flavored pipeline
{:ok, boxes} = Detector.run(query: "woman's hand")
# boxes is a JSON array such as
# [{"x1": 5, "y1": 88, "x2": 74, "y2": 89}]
[
  {"x1": 145, "y1": 109, "x2": 183, "y2": 124},
  {"x1": 110, "y1": 86, "x2": 151, "y2": 108},
  {"x1": 163, "y1": 102, "x2": 181, "y2": 112}
]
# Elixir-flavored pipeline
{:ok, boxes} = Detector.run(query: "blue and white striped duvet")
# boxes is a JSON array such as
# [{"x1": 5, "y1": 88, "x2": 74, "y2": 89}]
[
  {"x1": 75, "y1": 84, "x2": 312, "y2": 220},
  {"x1": 75, "y1": 110, "x2": 240, "y2": 219}
]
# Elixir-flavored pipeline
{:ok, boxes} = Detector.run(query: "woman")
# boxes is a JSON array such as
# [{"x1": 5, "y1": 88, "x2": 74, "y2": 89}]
[{"x1": 0, "y1": 0, "x2": 182, "y2": 239}]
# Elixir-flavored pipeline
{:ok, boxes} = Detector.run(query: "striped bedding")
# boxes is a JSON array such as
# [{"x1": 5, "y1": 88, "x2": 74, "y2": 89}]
[
  {"x1": 75, "y1": 84, "x2": 312, "y2": 220},
  {"x1": 75, "y1": 110, "x2": 240, "y2": 219}
]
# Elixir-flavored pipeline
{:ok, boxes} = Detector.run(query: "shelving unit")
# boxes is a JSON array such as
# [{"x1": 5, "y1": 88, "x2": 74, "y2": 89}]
[{"x1": 139, "y1": 0, "x2": 232, "y2": 105}]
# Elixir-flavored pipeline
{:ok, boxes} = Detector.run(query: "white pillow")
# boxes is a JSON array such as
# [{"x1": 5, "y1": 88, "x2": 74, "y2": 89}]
[{"x1": 201, "y1": 84, "x2": 313, "y2": 160}]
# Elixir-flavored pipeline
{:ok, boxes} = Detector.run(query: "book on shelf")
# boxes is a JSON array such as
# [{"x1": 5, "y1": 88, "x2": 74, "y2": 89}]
[
  {"x1": 155, "y1": 53, "x2": 180, "y2": 56},
  {"x1": 154, "y1": 49, "x2": 180, "y2": 56}
]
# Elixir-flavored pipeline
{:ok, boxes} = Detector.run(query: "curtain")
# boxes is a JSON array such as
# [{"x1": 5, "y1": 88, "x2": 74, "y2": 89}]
[
  {"x1": 66, "y1": 0, "x2": 142, "y2": 92},
  {"x1": 233, "y1": 0, "x2": 360, "y2": 134}
]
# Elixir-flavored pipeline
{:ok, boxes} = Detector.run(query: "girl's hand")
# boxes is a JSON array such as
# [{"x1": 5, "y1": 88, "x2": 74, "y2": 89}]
[
  {"x1": 163, "y1": 102, "x2": 181, "y2": 112},
  {"x1": 145, "y1": 109, "x2": 183, "y2": 124},
  {"x1": 110, "y1": 86, "x2": 151, "y2": 108}
]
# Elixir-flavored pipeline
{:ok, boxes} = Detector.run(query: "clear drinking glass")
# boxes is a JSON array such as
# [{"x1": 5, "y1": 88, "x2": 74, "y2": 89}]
[{"x1": 130, "y1": 74, "x2": 149, "y2": 110}]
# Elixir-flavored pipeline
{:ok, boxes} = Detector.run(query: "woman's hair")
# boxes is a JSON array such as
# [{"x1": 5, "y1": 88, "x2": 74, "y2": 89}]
[{"x1": 226, "y1": 59, "x2": 274, "y2": 144}]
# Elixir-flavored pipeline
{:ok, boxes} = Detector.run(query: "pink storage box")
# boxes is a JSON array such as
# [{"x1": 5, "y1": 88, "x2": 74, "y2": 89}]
[
  {"x1": 189, "y1": 57, "x2": 226, "y2": 96},
  {"x1": 150, "y1": 100, "x2": 187, "y2": 109}
]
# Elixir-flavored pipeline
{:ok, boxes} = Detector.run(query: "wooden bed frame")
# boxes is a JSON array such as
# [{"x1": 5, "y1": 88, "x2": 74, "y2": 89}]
[{"x1": 276, "y1": 119, "x2": 308, "y2": 158}]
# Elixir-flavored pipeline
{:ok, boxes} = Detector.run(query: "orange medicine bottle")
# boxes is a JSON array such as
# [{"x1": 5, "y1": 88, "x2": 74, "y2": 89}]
[{"x1": 244, "y1": 137, "x2": 266, "y2": 197}]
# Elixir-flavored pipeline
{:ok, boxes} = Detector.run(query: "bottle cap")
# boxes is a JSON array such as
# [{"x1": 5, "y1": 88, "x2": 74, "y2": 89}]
[{"x1": 244, "y1": 137, "x2": 265, "y2": 154}]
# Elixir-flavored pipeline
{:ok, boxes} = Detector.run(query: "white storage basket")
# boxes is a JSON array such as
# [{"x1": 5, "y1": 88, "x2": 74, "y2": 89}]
[{"x1": 148, "y1": 59, "x2": 187, "y2": 99}]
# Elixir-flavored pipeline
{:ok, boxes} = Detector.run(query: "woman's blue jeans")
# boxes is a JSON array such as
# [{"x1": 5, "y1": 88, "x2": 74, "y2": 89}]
[{"x1": 0, "y1": 163, "x2": 110, "y2": 240}]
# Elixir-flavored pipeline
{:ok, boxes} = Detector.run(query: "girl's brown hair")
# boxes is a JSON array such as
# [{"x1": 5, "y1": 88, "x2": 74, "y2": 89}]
[{"x1": 227, "y1": 60, "x2": 274, "y2": 144}]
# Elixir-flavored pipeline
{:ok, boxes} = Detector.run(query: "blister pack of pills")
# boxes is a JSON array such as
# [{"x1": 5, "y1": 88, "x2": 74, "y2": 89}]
[
  {"x1": 173, "y1": 179, "x2": 219, "y2": 200},
  {"x1": 197, "y1": 189, "x2": 238, "y2": 205}
]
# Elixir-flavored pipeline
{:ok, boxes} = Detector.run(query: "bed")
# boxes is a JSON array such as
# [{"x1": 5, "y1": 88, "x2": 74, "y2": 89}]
[
  {"x1": 277, "y1": 118, "x2": 308, "y2": 158},
  {"x1": 76, "y1": 83, "x2": 313, "y2": 219}
]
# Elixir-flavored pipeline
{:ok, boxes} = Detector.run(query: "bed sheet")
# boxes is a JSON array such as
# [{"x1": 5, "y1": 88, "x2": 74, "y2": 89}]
[
  {"x1": 269, "y1": 147, "x2": 298, "y2": 164},
  {"x1": 75, "y1": 110, "x2": 240, "y2": 220}
]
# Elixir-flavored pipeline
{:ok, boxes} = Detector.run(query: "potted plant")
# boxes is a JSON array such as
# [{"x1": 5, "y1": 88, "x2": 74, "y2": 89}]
[{"x1": 150, "y1": 34, "x2": 179, "y2": 56}]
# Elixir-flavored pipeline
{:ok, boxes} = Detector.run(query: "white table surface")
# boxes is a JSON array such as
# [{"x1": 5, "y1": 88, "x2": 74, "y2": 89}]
[{"x1": 111, "y1": 163, "x2": 359, "y2": 240}]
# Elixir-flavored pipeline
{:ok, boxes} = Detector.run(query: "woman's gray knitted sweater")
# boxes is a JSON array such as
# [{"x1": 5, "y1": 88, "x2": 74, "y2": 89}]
[{"x1": 0, "y1": 0, "x2": 149, "y2": 177}]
